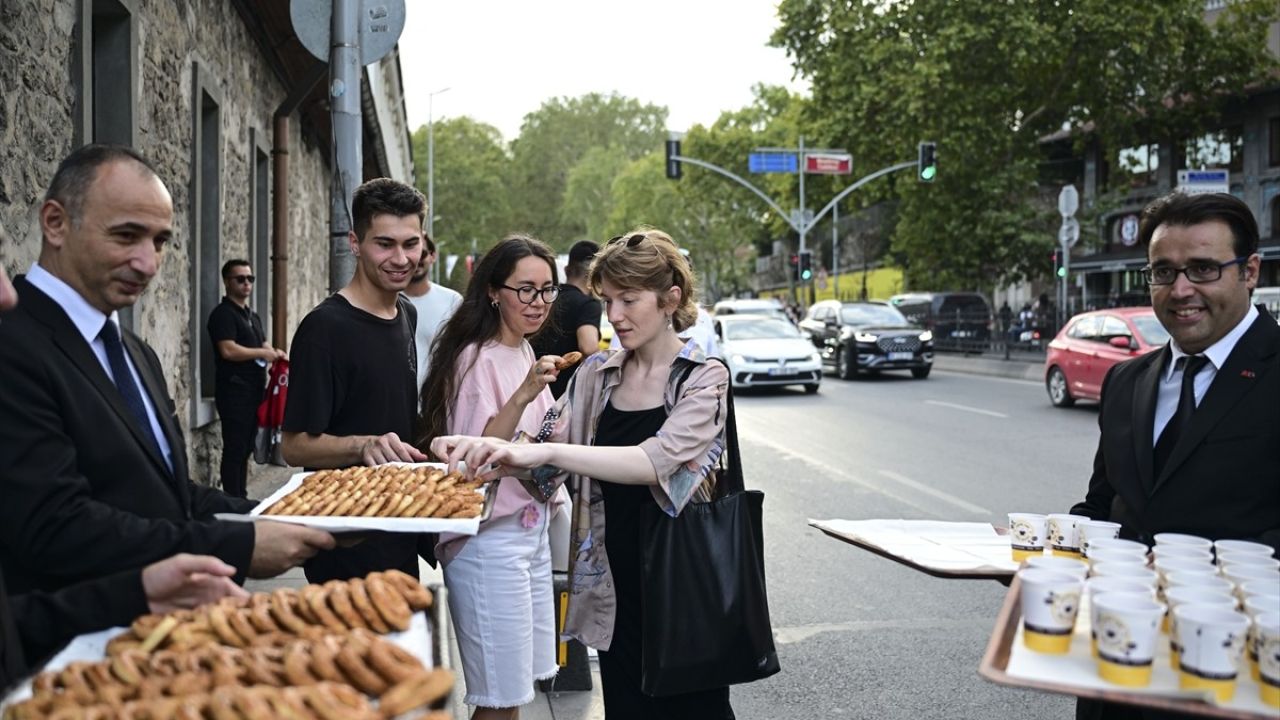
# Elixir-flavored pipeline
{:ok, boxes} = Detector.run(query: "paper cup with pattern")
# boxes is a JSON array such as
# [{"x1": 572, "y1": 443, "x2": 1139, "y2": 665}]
[
  {"x1": 1019, "y1": 569, "x2": 1083, "y2": 654},
  {"x1": 1091, "y1": 562, "x2": 1158, "y2": 589},
  {"x1": 1165, "y1": 572, "x2": 1234, "y2": 597},
  {"x1": 1046, "y1": 513, "x2": 1090, "y2": 558},
  {"x1": 1025, "y1": 554, "x2": 1088, "y2": 579},
  {"x1": 1240, "y1": 579, "x2": 1280, "y2": 602},
  {"x1": 1089, "y1": 547, "x2": 1149, "y2": 572},
  {"x1": 1213, "y1": 539, "x2": 1275, "y2": 559},
  {"x1": 1243, "y1": 595, "x2": 1279, "y2": 683},
  {"x1": 1089, "y1": 537, "x2": 1149, "y2": 559},
  {"x1": 1077, "y1": 520, "x2": 1120, "y2": 559},
  {"x1": 1008, "y1": 513, "x2": 1047, "y2": 562},
  {"x1": 1254, "y1": 612, "x2": 1280, "y2": 708},
  {"x1": 1173, "y1": 605, "x2": 1249, "y2": 702},
  {"x1": 1222, "y1": 565, "x2": 1280, "y2": 604},
  {"x1": 1093, "y1": 593, "x2": 1165, "y2": 687},
  {"x1": 1154, "y1": 557, "x2": 1217, "y2": 596},
  {"x1": 1085, "y1": 582, "x2": 1154, "y2": 658},
  {"x1": 1164, "y1": 586, "x2": 1236, "y2": 650},
  {"x1": 1151, "y1": 544, "x2": 1214, "y2": 564}
]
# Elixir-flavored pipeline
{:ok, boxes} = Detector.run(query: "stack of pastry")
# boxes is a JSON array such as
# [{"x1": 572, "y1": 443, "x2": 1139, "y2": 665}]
[
  {"x1": 2, "y1": 571, "x2": 452, "y2": 719},
  {"x1": 263, "y1": 466, "x2": 483, "y2": 520}
]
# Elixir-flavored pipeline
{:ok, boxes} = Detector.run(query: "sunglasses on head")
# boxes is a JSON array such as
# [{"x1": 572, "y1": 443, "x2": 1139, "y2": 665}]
[
  {"x1": 231, "y1": 275, "x2": 255, "y2": 284},
  {"x1": 608, "y1": 233, "x2": 647, "y2": 248}
]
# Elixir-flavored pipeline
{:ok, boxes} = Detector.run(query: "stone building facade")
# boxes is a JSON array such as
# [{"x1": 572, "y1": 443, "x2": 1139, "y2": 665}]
[{"x1": 0, "y1": 0, "x2": 413, "y2": 487}]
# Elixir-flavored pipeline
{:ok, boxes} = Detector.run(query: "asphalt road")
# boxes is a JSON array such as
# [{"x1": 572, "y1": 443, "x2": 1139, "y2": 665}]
[{"x1": 726, "y1": 368, "x2": 1101, "y2": 719}]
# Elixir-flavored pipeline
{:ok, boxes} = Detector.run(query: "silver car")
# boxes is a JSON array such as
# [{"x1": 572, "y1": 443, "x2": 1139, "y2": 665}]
[{"x1": 715, "y1": 316, "x2": 822, "y2": 393}]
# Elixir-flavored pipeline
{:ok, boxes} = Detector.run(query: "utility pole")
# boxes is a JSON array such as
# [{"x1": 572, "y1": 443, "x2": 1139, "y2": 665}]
[
  {"x1": 326, "y1": 0, "x2": 361, "y2": 292},
  {"x1": 427, "y1": 86, "x2": 450, "y2": 262}
]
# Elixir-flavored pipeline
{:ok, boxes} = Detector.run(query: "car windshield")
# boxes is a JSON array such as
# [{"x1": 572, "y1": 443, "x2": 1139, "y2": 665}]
[
  {"x1": 840, "y1": 305, "x2": 908, "y2": 326},
  {"x1": 1130, "y1": 314, "x2": 1169, "y2": 346},
  {"x1": 723, "y1": 319, "x2": 801, "y2": 340}
]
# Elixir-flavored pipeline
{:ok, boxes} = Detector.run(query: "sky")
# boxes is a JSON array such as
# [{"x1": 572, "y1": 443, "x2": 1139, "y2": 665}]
[{"x1": 397, "y1": 0, "x2": 808, "y2": 142}]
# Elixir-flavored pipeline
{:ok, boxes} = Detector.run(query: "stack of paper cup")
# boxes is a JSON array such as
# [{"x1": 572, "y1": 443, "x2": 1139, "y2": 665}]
[
  {"x1": 1172, "y1": 605, "x2": 1250, "y2": 702},
  {"x1": 1019, "y1": 568, "x2": 1084, "y2": 654},
  {"x1": 1242, "y1": 586, "x2": 1280, "y2": 682},
  {"x1": 1093, "y1": 593, "x2": 1165, "y2": 687},
  {"x1": 1008, "y1": 513, "x2": 1047, "y2": 562},
  {"x1": 1046, "y1": 514, "x2": 1090, "y2": 559}
]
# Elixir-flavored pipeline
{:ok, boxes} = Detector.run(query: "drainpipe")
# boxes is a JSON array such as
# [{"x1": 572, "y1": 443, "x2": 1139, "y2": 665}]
[{"x1": 271, "y1": 64, "x2": 326, "y2": 351}]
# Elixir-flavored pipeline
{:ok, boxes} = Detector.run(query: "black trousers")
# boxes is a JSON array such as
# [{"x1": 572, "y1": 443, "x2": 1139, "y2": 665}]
[{"x1": 215, "y1": 376, "x2": 260, "y2": 499}]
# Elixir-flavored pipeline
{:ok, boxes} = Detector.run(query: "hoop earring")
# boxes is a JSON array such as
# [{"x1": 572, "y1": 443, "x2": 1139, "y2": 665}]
[{"x1": 491, "y1": 299, "x2": 499, "y2": 309}]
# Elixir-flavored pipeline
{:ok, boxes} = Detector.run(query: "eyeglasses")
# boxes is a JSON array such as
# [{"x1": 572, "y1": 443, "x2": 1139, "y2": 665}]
[
  {"x1": 499, "y1": 284, "x2": 560, "y2": 305},
  {"x1": 1141, "y1": 257, "x2": 1248, "y2": 286},
  {"x1": 231, "y1": 275, "x2": 255, "y2": 284}
]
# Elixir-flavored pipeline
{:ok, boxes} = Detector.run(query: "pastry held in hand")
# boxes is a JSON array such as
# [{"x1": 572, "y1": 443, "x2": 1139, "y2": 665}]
[{"x1": 554, "y1": 351, "x2": 583, "y2": 371}]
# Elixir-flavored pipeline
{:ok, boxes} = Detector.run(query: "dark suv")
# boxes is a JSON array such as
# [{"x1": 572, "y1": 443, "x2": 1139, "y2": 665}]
[
  {"x1": 800, "y1": 300, "x2": 934, "y2": 379},
  {"x1": 888, "y1": 292, "x2": 993, "y2": 353}
]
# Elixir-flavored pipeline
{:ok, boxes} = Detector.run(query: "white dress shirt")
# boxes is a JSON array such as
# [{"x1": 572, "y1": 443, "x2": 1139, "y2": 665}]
[
  {"x1": 25, "y1": 263, "x2": 175, "y2": 471},
  {"x1": 1153, "y1": 304, "x2": 1258, "y2": 444}
]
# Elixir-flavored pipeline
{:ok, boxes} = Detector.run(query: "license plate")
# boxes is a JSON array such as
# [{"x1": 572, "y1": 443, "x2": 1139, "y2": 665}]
[
  {"x1": 888, "y1": 351, "x2": 913, "y2": 361},
  {"x1": 767, "y1": 366, "x2": 787, "y2": 376},
  {"x1": 951, "y1": 330, "x2": 971, "y2": 338}
]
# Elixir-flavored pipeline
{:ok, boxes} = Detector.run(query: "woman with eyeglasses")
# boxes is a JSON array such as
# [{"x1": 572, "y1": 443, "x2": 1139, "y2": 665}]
[
  {"x1": 431, "y1": 228, "x2": 735, "y2": 719},
  {"x1": 417, "y1": 234, "x2": 569, "y2": 719}
]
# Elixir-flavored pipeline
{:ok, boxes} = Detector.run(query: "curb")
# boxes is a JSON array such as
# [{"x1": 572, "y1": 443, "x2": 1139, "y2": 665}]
[{"x1": 931, "y1": 353, "x2": 1046, "y2": 383}]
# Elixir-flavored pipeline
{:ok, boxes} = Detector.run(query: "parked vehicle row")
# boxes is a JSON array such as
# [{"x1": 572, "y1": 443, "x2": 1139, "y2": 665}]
[
  {"x1": 1043, "y1": 307, "x2": 1168, "y2": 407},
  {"x1": 800, "y1": 300, "x2": 934, "y2": 380}
]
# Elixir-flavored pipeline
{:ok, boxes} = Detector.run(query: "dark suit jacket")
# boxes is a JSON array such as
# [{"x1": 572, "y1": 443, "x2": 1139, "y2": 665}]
[
  {"x1": 1072, "y1": 308, "x2": 1280, "y2": 552},
  {"x1": 0, "y1": 277, "x2": 256, "y2": 595}
]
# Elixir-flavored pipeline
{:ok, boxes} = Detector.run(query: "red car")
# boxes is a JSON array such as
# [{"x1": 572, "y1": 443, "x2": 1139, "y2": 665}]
[{"x1": 1044, "y1": 307, "x2": 1169, "y2": 407}]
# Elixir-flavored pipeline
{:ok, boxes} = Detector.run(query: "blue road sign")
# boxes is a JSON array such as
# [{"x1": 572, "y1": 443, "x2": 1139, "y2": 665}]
[{"x1": 749, "y1": 152, "x2": 798, "y2": 174}]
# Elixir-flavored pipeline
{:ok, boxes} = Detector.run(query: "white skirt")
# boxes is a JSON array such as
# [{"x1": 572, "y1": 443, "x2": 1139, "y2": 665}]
[{"x1": 442, "y1": 508, "x2": 558, "y2": 708}]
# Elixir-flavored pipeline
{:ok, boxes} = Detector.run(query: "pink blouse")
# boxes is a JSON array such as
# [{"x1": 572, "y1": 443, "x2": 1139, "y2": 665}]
[{"x1": 437, "y1": 339, "x2": 556, "y2": 561}]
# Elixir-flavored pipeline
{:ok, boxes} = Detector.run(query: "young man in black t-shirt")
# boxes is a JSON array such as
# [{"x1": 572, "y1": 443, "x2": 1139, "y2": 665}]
[
  {"x1": 281, "y1": 178, "x2": 431, "y2": 583},
  {"x1": 207, "y1": 259, "x2": 284, "y2": 498},
  {"x1": 532, "y1": 240, "x2": 601, "y2": 398}
]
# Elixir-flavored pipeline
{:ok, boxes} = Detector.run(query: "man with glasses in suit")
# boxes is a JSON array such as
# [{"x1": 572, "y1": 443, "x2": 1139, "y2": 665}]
[
  {"x1": 1071, "y1": 191, "x2": 1279, "y2": 719},
  {"x1": 208, "y1": 259, "x2": 286, "y2": 498}
]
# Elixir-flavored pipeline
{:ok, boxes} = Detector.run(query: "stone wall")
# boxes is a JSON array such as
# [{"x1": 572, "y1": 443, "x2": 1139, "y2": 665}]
[{"x1": 0, "y1": 0, "x2": 334, "y2": 488}]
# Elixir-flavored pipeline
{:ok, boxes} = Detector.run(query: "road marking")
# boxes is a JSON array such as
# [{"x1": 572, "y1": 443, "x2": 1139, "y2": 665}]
[
  {"x1": 736, "y1": 427, "x2": 943, "y2": 518},
  {"x1": 774, "y1": 618, "x2": 989, "y2": 645},
  {"x1": 924, "y1": 400, "x2": 1009, "y2": 418},
  {"x1": 876, "y1": 469, "x2": 990, "y2": 515}
]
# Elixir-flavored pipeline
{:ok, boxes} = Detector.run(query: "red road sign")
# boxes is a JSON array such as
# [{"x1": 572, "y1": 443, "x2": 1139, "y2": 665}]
[{"x1": 805, "y1": 153, "x2": 852, "y2": 174}]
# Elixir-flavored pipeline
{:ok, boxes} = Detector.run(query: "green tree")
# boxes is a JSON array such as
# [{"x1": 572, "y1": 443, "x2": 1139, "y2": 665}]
[
  {"x1": 561, "y1": 146, "x2": 632, "y2": 243},
  {"x1": 411, "y1": 117, "x2": 513, "y2": 278},
  {"x1": 771, "y1": 0, "x2": 1279, "y2": 290},
  {"x1": 508, "y1": 93, "x2": 668, "y2": 246}
]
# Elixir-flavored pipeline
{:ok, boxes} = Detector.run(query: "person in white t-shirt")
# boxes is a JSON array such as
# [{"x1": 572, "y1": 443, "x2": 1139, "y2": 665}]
[{"x1": 402, "y1": 235, "x2": 462, "y2": 390}]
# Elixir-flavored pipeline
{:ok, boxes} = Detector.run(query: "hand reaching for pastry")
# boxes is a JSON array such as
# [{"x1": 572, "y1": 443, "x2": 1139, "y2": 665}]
[{"x1": 140, "y1": 554, "x2": 249, "y2": 614}]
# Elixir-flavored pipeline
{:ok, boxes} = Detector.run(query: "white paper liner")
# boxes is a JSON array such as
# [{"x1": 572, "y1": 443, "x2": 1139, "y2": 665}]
[
  {"x1": 0, "y1": 611, "x2": 434, "y2": 713},
  {"x1": 811, "y1": 518, "x2": 1020, "y2": 574},
  {"x1": 215, "y1": 462, "x2": 487, "y2": 535},
  {"x1": 1005, "y1": 592, "x2": 1274, "y2": 714}
]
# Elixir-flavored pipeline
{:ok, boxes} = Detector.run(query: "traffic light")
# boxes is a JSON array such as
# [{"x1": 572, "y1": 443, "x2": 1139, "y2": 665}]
[
  {"x1": 917, "y1": 141, "x2": 937, "y2": 183},
  {"x1": 1052, "y1": 249, "x2": 1065, "y2": 279},
  {"x1": 665, "y1": 139, "x2": 682, "y2": 180},
  {"x1": 789, "y1": 253, "x2": 800, "y2": 282},
  {"x1": 798, "y1": 251, "x2": 813, "y2": 282}
]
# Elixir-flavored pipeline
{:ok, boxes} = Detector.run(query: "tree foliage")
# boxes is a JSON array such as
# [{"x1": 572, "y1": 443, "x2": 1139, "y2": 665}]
[
  {"x1": 771, "y1": 0, "x2": 1279, "y2": 290},
  {"x1": 410, "y1": 117, "x2": 513, "y2": 261},
  {"x1": 507, "y1": 93, "x2": 668, "y2": 246}
]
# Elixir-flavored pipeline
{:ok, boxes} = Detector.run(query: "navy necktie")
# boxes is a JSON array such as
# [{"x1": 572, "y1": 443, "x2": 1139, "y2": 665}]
[
  {"x1": 1153, "y1": 354, "x2": 1209, "y2": 479},
  {"x1": 99, "y1": 319, "x2": 167, "y2": 467}
]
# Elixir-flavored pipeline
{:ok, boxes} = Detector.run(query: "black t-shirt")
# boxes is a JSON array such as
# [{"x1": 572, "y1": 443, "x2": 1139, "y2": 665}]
[
  {"x1": 283, "y1": 294, "x2": 417, "y2": 442},
  {"x1": 531, "y1": 284, "x2": 601, "y2": 398},
  {"x1": 207, "y1": 298, "x2": 267, "y2": 385}
]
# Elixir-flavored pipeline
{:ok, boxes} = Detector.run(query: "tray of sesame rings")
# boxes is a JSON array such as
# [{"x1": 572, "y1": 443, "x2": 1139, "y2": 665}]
[
  {"x1": 0, "y1": 570, "x2": 454, "y2": 719},
  {"x1": 217, "y1": 462, "x2": 493, "y2": 534}
]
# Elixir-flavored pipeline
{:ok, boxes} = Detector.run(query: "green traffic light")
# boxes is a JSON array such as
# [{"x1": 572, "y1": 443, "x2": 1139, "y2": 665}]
[
  {"x1": 1057, "y1": 267, "x2": 1067, "y2": 278},
  {"x1": 801, "y1": 271, "x2": 813, "y2": 281},
  {"x1": 920, "y1": 166, "x2": 936, "y2": 181}
]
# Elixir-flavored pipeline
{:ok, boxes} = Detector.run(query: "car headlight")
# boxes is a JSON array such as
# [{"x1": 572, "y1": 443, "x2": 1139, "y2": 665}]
[
  {"x1": 854, "y1": 331, "x2": 878, "y2": 343},
  {"x1": 918, "y1": 330, "x2": 933, "y2": 343},
  {"x1": 810, "y1": 352, "x2": 821, "y2": 363},
  {"x1": 731, "y1": 354, "x2": 749, "y2": 365}
]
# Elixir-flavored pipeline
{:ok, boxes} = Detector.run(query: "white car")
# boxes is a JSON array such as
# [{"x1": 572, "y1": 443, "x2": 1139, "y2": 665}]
[{"x1": 715, "y1": 315, "x2": 822, "y2": 393}]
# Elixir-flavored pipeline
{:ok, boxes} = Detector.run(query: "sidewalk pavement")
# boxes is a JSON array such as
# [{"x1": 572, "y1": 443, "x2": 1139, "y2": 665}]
[
  {"x1": 931, "y1": 350, "x2": 1045, "y2": 382},
  {"x1": 241, "y1": 465, "x2": 606, "y2": 720}
]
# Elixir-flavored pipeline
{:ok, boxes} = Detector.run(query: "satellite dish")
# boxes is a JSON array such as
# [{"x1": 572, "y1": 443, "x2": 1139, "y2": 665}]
[{"x1": 291, "y1": 0, "x2": 406, "y2": 66}]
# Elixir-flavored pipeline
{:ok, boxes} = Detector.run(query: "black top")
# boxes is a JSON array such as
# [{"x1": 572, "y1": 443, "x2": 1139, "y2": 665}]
[
  {"x1": 282, "y1": 294, "x2": 423, "y2": 583},
  {"x1": 532, "y1": 284, "x2": 601, "y2": 398},
  {"x1": 207, "y1": 298, "x2": 267, "y2": 386},
  {"x1": 283, "y1": 294, "x2": 417, "y2": 443}
]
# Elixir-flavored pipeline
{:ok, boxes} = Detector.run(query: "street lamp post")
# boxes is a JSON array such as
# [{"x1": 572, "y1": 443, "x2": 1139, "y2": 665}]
[{"x1": 427, "y1": 86, "x2": 451, "y2": 262}]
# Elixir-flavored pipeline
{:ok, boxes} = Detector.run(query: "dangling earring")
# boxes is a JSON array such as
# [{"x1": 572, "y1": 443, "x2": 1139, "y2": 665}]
[
  {"x1": 666, "y1": 315, "x2": 673, "y2": 330},
  {"x1": 491, "y1": 299, "x2": 499, "y2": 309}
]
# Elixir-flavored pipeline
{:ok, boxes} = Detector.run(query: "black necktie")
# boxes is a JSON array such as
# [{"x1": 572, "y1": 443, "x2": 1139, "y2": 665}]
[
  {"x1": 100, "y1": 319, "x2": 167, "y2": 468},
  {"x1": 1153, "y1": 354, "x2": 1209, "y2": 479}
]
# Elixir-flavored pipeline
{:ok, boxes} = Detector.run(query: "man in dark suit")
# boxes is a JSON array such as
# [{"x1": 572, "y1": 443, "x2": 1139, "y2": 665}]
[
  {"x1": 0, "y1": 143, "x2": 334, "y2": 597},
  {"x1": 1071, "y1": 191, "x2": 1279, "y2": 720}
]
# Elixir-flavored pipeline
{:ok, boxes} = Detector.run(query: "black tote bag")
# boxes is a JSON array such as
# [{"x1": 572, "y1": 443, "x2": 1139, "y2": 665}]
[{"x1": 638, "y1": 360, "x2": 780, "y2": 697}]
